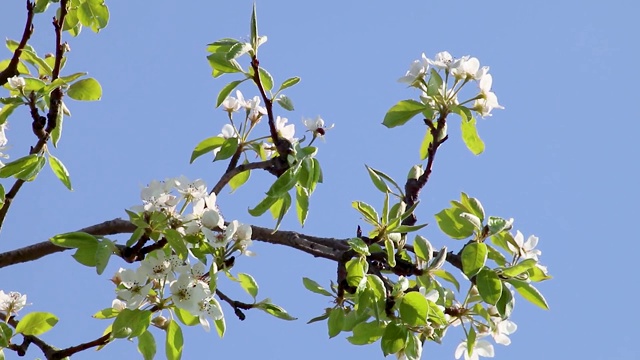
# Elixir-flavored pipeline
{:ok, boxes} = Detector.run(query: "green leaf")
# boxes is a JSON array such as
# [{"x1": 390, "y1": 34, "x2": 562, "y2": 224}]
[
  {"x1": 256, "y1": 302, "x2": 297, "y2": 320},
  {"x1": 389, "y1": 223, "x2": 428, "y2": 234},
  {"x1": 278, "y1": 76, "x2": 300, "y2": 92},
  {"x1": 137, "y1": 330, "x2": 156, "y2": 360},
  {"x1": 295, "y1": 185, "x2": 309, "y2": 226},
  {"x1": 365, "y1": 165, "x2": 390, "y2": 193},
  {"x1": 460, "y1": 116, "x2": 485, "y2": 155},
  {"x1": 380, "y1": 322, "x2": 408, "y2": 356},
  {"x1": 270, "y1": 192, "x2": 291, "y2": 231},
  {"x1": 67, "y1": 78, "x2": 102, "y2": 101},
  {"x1": 50, "y1": 231, "x2": 98, "y2": 248},
  {"x1": 348, "y1": 237, "x2": 370, "y2": 256},
  {"x1": 275, "y1": 94, "x2": 294, "y2": 111},
  {"x1": 214, "y1": 137, "x2": 239, "y2": 161},
  {"x1": 265, "y1": 167, "x2": 299, "y2": 197},
  {"x1": 95, "y1": 239, "x2": 115, "y2": 275},
  {"x1": 495, "y1": 286, "x2": 515, "y2": 318},
  {"x1": 399, "y1": 292, "x2": 428, "y2": 326},
  {"x1": 385, "y1": 238, "x2": 396, "y2": 267},
  {"x1": 250, "y1": 3, "x2": 259, "y2": 50},
  {"x1": 0, "y1": 103, "x2": 19, "y2": 126},
  {"x1": 347, "y1": 321, "x2": 385, "y2": 345},
  {"x1": 111, "y1": 309, "x2": 151, "y2": 339},
  {"x1": 308, "y1": 310, "x2": 331, "y2": 325},
  {"x1": 426, "y1": 68, "x2": 443, "y2": 96},
  {"x1": 476, "y1": 268, "x2": 502, "y2": 305},
  {"x1": 328, "y1": 308, "x2": 345, "y2": 338},
  {"x1": 77, "y1": 0, "x2": 109, "y2": 32},
  {"x1": 346, "y1": 258, "x2": 366, "y2": 288},
  {"x1": 302, "y1": 277, "x2": 333, "y2": 297},
  {"x1": 405, "y1": 333, "x2": 423, "y2": 360},
  {"x1": 207, "y1": 53, "x2": 243, "y2": 77},
  {"x1": 92, "y1": 307, "x2": 119, "y2": 319},
  {"x1": 413, "y1": 235, "x2": 433, "y2": 262},
  {"x1": 15, "y1": 155, "x2": 45, "y2": 181},
  {"x1": 15, "y1": 312, "x2": 58, "y2": 336},
  {"x1": 507, "y1": 279, "x2": 549, "y2": 310},
  {"x1": 432, "y1": 270, "x2": 460, "y2": 293},
  {"x1": 48, "y1": 154, "x2": 72, "y2": 190},
  {"x1": 528, "y1": 264, "x2": 552, "y2": 282},
  {"x1": 419, "y1": 127, "x2": 433, "y2": 160},
  {"x1": 34, "y1": 0, "x2": 51, "y2": 13},
  {"x1": 258, "y1": 67, "x2": 273, "y2": 92},
  {"x1": 0, "y1": 184, "x2": 5, "y2": 208},
  {"x1": 461, "y1": 193, "x2": 485, "y2": 222},
  {"x1": 352, "y1": 201, "x2": 379, "y2": 226},
  {"x1": 72, "y1": 244, "x2": 98, "y2": 266},
  {"x1": 435, "y1": 207, "x2": 475, "y2": 239},
  {"x1": 174, "y1": 307, "x2": 199, "y2": 326},
  {"x1": 238, "y1": 273, "x2": 259, "y2": 299},
  {"x1": 206, "y1": 38, "x2": 241, "y2": 53},
  {"x1": 461, "y1": 242, "x2": 488, "y2": 277},
  {"x1": 165, "y1": 320, "x2": 184, "y2": 360},
  {"x1": 216, "y1": 80, "x2": 244, "y2": 108},
  {"x1": 51, "y1": 104, "x2": 63, "y2": 147},
  {"x1": 190, "y1": 136, "x2": 225, "y2": 163},
  {"x1": 486, "y1": 244, "x2": 508, "y2": 267},
  {"x1": 214, "y1": 317, "x2": 225, "y2": 338},
  {"x1": 502, "y1": 258, "x2": 537, "y2": 277},
  {"x1": 0, "y1": 154, "x2": 38, "y2": 178},
  {"x1": 165, "y1": 229, "x2": 189, "y2": 261},
  {"x1": 248, "y1": 195, "x2": 278, "y2": 217},
  {"x1": 0, "y1": 322, "x2": 13, "y2": 348},
  {"x1": 226, "y1": 42, "x2": 252, "y2": 60},
  {"x1": 383, "y1": 99, "x2": 426, "y2": 128},
  {"x1": 229, "y1": 165, "x2": 251, "y2": 192}
]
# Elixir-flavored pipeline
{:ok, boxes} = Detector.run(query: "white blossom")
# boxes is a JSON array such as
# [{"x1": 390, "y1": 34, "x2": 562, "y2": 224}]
[
  {"x1": 302, "y1": 116, "x2": 334, "y2": 139},
  {"x1": 275, "y1": 116, "x2": 296, "y2": 142},
  {"x1": 7, "y1": 76, "x2": 25, "y2": 89},
  {"x1": 455, "y1": 338, "x2": 495, "y2": 360},
  {"x1": 398, "y1": 53, "x2": 429, "y2": 85},
  {"x1": 507, "y1": 231, "x2": 541, "y2": 260},
  {"x1": 0, "y1": 290, "x2": 27, "y2": 315}
]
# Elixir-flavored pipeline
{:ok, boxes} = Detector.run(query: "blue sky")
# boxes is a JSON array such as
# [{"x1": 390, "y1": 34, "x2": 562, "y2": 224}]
[{"x1": 1, "y1": 1, "x2": 638, "y2": 359}]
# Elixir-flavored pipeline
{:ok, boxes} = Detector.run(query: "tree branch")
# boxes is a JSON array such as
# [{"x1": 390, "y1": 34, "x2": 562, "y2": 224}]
[
  {"x1": 0, "y1": 218, "x2": 135, "y2": 268},
  {"x1": 0, "y1": 0, "x2": 70, "y2": 233},
  {"x1": 0, "y1": 0, "x2": 35, "y2": 85}
]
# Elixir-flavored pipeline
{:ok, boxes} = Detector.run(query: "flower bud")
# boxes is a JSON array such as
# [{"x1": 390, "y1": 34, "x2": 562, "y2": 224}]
[
  {"x1": 407, "y1": 165, "x2": 424, "y2": 180},
  {"x1": 152, "y1": 315, "x2": 169, "y2": 329}
]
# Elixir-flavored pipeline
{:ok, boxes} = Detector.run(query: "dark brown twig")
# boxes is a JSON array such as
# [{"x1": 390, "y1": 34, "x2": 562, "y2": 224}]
[
  {"x1": 215, "y1": 289, "x2": 254, "y2": 320},
  {"x1": 0, "y1": 0, "x2": 35, "y2": 85},
  {"x1": 0, "y1": 0, "x2": 70, "y2": 233}
]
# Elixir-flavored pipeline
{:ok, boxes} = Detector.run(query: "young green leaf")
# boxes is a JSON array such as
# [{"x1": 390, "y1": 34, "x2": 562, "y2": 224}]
[
  {"x1": 295, "y1": 185, "x2": 309, "y2": 226},
  {"x1": 0, "y1": 154, "x2": 38, "y2": 178},
  {"x1": 48, "y1": 154, "x2": 72, "y2": 190},
  {"x1": 328, "y1": 308, "x2": 345, "y2": 338},
  {"x1": 214, "y1": 137, "x2": 239, "y2": 161},
  {"x1": 190, "y1": 136, "x2": 225, "y2": 163},
  {"x1": 380, "y1": 322, "x2": 408, "y2": 356},
  {"x1": 237, "y1": 273, "x2": 259, "y2": 299},
  {"x1": 302, "y1": 277, "x2": 333, "y2": 297},
  {"x1": 165, "y1": 320, "x2": 184, "y2": 360},
  {"x1": 216, "y1": 80, "x2": 244, "y2": 107},
  {"x1": 382, "y1": 99, "x2": 426, "y2": 128},
  {"x1": 67, "y1": 78, "x2": 102, "y2": 101},
  {"x1": 50, "y1": 231, "x2": 98, "y2": 248},
  {"x1": 278, "y1": 76, "x2": 300, "y2": 92},
  {"x1": 137, "y1": 330, "x2": 156, "y2": 360},
  {"x1": 507, "y1": 279, "x2": 549, "y2": 310},
  {"x1": 435, "y1": 207, "x2": 475, "y2": 239},
  {"x1": 275, "y1": 94, "x2": 295, "y2": 111},
  {"x1": 460, "y1": 116, "x2": 485, "y2": 155},
  {"x1": 476, "y1": 268, "x2": 502, "y2": 305},
  {"x1": 256, "y1": 302, "x2": 297, "y2": 320},
  {"x1": 399, "y1": 292, "x2": 428, "y2": 326},
  {"x1": 15, "y1": 312, "x2": 58, "y2": 336},
  {"x1": 460, "y1": 242, "x2": 488, "y2": 277}
]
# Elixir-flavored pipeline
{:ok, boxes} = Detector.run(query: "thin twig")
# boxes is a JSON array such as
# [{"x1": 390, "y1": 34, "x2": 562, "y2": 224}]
[{"x1": 0, "y1": 0, "x2": 35, "y2": 85}]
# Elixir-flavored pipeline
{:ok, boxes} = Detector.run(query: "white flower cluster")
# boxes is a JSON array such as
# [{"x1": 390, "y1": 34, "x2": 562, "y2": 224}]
[
  {"x1": 113, "y1": 252, "x2": 223, "y2": 332},
  {"x1": 220, "y1": 90, "x2": 333, "y2": 154},
  {"x1": 399, "y1": 51, "x2": 504, "y2": 118},
  {"x1": 130, "y1": 176, "x2": 253, "y2": 255},
  {"x1": 0, "y1": 290, "x2": 27, "y2": 316}
]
